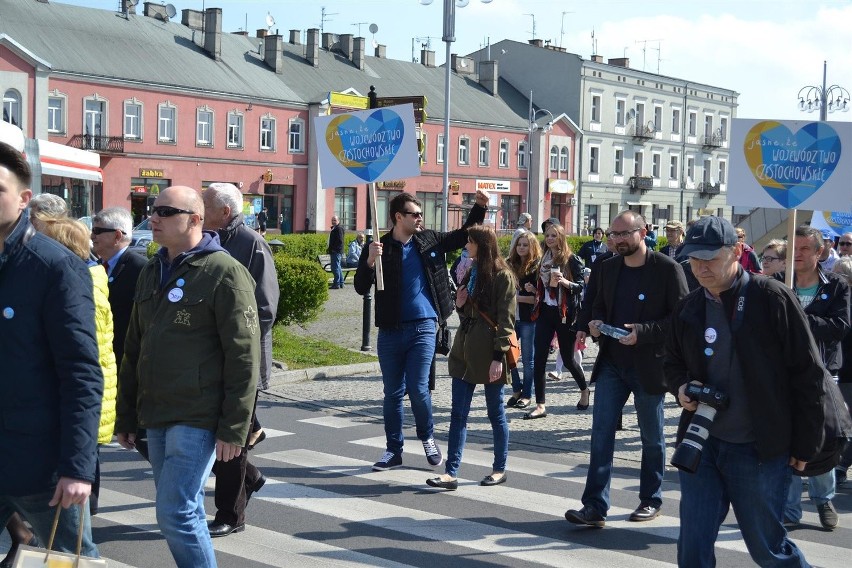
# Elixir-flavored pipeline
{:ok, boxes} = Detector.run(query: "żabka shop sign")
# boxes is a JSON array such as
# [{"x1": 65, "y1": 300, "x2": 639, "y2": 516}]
[{"x1": 475, "y1": 179, "x2": 510, "y2": 193}]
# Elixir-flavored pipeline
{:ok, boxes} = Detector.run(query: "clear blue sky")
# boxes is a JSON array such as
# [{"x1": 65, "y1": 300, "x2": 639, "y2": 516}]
[{"x1": 50, "y1": 1, "x2": 852, "y2": 121}]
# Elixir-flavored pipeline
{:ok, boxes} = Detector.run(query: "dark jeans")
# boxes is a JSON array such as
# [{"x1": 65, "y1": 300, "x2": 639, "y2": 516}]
[
  {"x1": 330, "y1": 252, "x2": 344, "y2": 286},
  {"x1": 533, "y1": 304, "x2": 587, "y2": 404},
  {"x1": 510, "y1": 320, "x2": 535, "y2": 399}
]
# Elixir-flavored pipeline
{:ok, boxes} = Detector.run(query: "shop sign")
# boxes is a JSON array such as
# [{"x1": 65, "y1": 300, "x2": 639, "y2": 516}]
[
  {"x1": 475, "y1": 179, "x2": 510, "y2": 193},
  {"x1": 131, "y1": 186, "x2": 147, "y2": 194},
  {"x1": 377, "y1": 180, "x2": 406, "y2": 189},
  {"x1": 329, "y1": 91, "x2": 369, "y2": 110},
  {"x1": 139, "y1": 168, "x2": 164, "y2": 178},
  {"x1": 548, "y1": 179, "x2": 576, "y2": 194}
]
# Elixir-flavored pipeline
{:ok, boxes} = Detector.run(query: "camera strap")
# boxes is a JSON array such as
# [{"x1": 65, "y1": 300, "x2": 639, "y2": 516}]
[{"x1": 730, "y1": 270, "x2": 750, "y2": 333}]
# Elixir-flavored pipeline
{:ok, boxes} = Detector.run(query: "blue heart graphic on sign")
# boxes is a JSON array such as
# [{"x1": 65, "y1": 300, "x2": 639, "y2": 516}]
[
  {"x1": 743, "y1": 121, "x2": 842, "y2": 208},
  {"x1": 325, "y1": 109, "x2": 405, "y2": 182}
]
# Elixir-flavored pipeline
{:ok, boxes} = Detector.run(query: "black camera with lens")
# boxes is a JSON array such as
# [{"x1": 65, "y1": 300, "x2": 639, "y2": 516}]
[
  {"x1": 435, "y1": 323, "x2": 452, "y2": 356},
  {"x1": 670, "y1": 383, "x2": 730, "y2": 474}
]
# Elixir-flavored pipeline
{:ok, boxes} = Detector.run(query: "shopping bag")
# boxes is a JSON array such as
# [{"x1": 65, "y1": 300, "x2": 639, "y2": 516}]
[{"x1": 13, "y1": 503, "x2": 107, "y2": 567}]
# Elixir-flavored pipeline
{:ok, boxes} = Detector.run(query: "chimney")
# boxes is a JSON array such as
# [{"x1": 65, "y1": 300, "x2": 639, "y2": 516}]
[
  {"x1": 528, "y1": 39, "x2": 544, "y2": 48},
  {"x1": 451, "y1": 54, "x2": 473, "y2": 75},
  {"x1": 608, "y1": 57, "x2": 630, "y2": 68},
  {"x1": 181, "y1": 9, "x2": 204, "y2": 30},
  {"x1": 306, "y1": 28, "x2": 320, "y2": 67},
  {"x1": 264, "y1": 34, "x2": 284, "y2": 74},
  {"x1": 353, "y1": 37, "x2": 365, "y2": 70},
  {"x1": 256, "y1": 29, "x2": 267, "y2": 39},
  {"x1": 375, "y1": 44, "x2": 386, "y2": 58},
  {"x1": 478, "y1": 60, "x2": 498, "y2": 96},
  {"x1": 322, "y1": 32, "x2": 336, "y2": 50},
  {"x1": 203, "y1": 8, "x2": 222, "y2": 61},
  {"x1": 591, "y1": 54, "x2": 604, "y2": 63},
  {"x1": 289, "y1": 29, "x2": 301, "y2": 45},
  {"x1": 339, "y1": 34, "x2": 354, "y2": 58},
  {"x1": 121, "y1": 0, "x2": 137, "y2": 14},
  {"x1": 421, "y1": 49, "x2": 435, "y2": 68},
  {"x1": 143, "y1": 2, "x2": 169, "y2": 20},
  {"x1": 232, "y1": 31, "x2": 248, "y2": 37}
]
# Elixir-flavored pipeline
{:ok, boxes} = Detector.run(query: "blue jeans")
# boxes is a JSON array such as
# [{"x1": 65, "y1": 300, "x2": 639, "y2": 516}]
[
  {"x1": 581, "y1": 360, "x2": 664, "y2": 515},
  {"x1": 0, "y1": 485, "x2": 98, "y2": 558},
  {"x1": 377, "y1": 318, "x2": 437, "y2": 455},
  {"x1": 784, "y1": 469, "x2": 835, "y2": 522},
  {"x1": 510, "y1": 320, "x2": 535, "y2": 399},
  {"x1": 678, "y1": 438, "x2": 809, "y2": 568},
  {"x1": 445, "y1": 377, "x2": 508, "y2": 478},
  {"x1": 147, "y1": 425, "x2": 218, "y2": 568},
  {"x1": 330, "y1": 252, "x2": 344, "y2": 286}
]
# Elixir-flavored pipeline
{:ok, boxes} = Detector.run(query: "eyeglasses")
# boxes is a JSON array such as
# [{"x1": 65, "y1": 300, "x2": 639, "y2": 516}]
[
  {"x1": 91, "y1": 227, "x2": 125, "y2": 236},
  {"x1": 762, "y1": 255, "x2": 783, "y2": 263},
  {"x1": 401, "y1": 211, "x2": 423, "y2": 218},
  {"x1": 152, "y1": 205, "x2": 196, "y2": 217},
  {"x1": 840, "y1": 242, "x2": 852, "y2": 246},
  {"x1": 605, "y1": 228, "x2": 641, "y2": 240}
]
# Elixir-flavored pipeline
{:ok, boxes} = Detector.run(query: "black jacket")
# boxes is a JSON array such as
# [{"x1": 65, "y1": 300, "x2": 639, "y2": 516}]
[
  {"x1": 354, "y1": 204, "x2": 486, "y2": 328},
  {"x1": 774, "y1": 269, "x2": 851, "y2": 375},
  {"x1": 327, "y1": 224, "x2": 344, "y2": 254},
  {"x1": 577, "y1": 239, "x2": 606, "y2": 268},
  {"x1": 107, "y1": 248, "x2": 147, "y2": 370},
  {"x1": 590, "y1": 249, "x2": 688, "y2": 394},
  {"x1": 665, "y1": 271, "x2": 826, "y2": 462},
  {"x1": 575, "y1": 250, "x2": 614, "y2": 332}
]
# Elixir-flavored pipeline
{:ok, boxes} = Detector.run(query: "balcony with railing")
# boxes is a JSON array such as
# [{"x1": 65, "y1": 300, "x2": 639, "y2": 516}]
[
  {"x1": 69, "y1": 134, "x2": 125, "y2": 154},
  {"x1": 630, "y1": 122, "x2": 655, "y2": 142},
  {"x1": 698, "y1": 181, "x2": 721, "y2": 195},
  {"x1": 701, "y1": 130, "x2": 723, "y2": 149},
  {"x1": 628, "y1": 176, "x2": 653, "y2": 193}
]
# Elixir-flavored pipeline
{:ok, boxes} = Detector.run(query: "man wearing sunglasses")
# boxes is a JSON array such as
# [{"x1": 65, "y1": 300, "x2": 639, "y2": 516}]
[
  {"x1": 839, "y1": 232, "x2": 852, "y2": 257},
  {"x1": 355, "y1": 189, "x2": 490, "y2": 472},
  {"x1": 115, "y1": 185, "x2": 259, "y2": 568}
]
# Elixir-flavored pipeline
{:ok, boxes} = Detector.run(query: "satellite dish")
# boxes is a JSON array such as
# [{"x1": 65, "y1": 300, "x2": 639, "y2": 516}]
[
  {"x1": 266, "y1": 13, "x2": 276, "y2": 29},
  {"x1": 371, "y1": 39, "x2": 379, "y2": 49},
  {"x1": 459, "y1": 59, "x2": 467, "y2": 68},
  {"x1": 165, "y1": 4, "x2": 176, "y2": 18},
  {"x1": 369, "y1": 23, "x2": 378, "y2": 34}
]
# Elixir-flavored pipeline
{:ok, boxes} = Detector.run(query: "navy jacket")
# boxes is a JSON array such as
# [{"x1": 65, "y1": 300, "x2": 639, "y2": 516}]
[
  {"x1": 0, "y1": 211, "x2": 103, "y2": 495},
  {"x1": 107, "y1": 248, "x2": 147, "y2": 370}
]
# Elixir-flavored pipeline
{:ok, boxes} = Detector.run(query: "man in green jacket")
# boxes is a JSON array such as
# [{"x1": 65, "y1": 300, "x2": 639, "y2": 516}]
[{"x1": 115, "y1": 186, "x2": 259, "y2": 568}]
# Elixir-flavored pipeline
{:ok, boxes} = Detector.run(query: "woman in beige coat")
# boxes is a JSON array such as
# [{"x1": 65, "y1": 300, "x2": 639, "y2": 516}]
[{"x1": 427, "y1": 225, "x2": 516, "y2": 490}]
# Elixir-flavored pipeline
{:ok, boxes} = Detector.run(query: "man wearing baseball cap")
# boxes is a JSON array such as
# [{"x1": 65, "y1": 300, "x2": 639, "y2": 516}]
[
  {"x1": 660, "y1": 221, "x2": 685, "y2": 259},
  {"x1": 665, "y1": 216, "x2": 826, "y2": 566},
  {"x1": 510, "y1": 212, "x2": 533, "y2": 251}
]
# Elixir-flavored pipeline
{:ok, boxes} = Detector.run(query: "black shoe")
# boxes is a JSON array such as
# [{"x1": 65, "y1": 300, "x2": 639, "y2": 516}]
[
  {"x1": 426, "y1": 476, "x2": 458, "y2": 490},
  {"x1": 564, "y1": 506, "x2": 606, "y2": 528},
  {"x1": 247, "y1": 430, "x2": 266, "y2": 450},
  {"x1": 629, "y1": 503, "x2": 661, "y2": 522},
  {"x1": 422, "y1": 437, "x2": 443, "y2": 467},
  {"x1": 505, "y1": 394, "x2": 521, "y2": 408},
  {"x1": 208, "y1": 521, "x2": 246, "y2": 537},
  {"x1": 523, "y1": 410, "x2": 547, "y2": 420},
  {"x1": 372, "y1": 451, "x2": 403, "y2": 471},
  {"x1": 246, "y1": 474, "x2": 267, "y2": 504},
  {"x1": 480, "y1": 473, "x2": 507, "y2": 486}
]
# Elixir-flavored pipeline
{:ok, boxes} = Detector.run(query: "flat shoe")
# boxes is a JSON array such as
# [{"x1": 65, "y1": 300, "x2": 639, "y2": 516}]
[
  {"x1": 515, "y1": 399, "x2": 530, "y2": 409},
  {"x1": 523, "y1": 410, "x2": 547, "y2": 420},
  {"x1": 247, "y1": 430, "x2": 266, "y2": 450},
  {"x1": 481, "y1": 473, "x2": 507, "y2": 486},
  {"x1": 426, "y1": 476, "x2": 458, "y2": 490},
  {"x1": 576, "y1": 401, "x2": 589, "y2": 410},
  {"x1": 505, "y1": 394, "x2": 520, "y2": 408}
]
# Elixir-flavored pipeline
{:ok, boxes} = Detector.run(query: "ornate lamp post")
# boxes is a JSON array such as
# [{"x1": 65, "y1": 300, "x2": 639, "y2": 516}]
[
  {"x1": 526, "y1": 97, "x2": 554, "y2": 220},
  {"x1": 797, "y1": 61, "x2": 850, "y2": 122}
]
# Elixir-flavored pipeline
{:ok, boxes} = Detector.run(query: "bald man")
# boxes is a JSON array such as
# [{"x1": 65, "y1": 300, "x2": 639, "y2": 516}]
[{"x1": 115, "y1": 186, "x2": 259, "y2": 568}]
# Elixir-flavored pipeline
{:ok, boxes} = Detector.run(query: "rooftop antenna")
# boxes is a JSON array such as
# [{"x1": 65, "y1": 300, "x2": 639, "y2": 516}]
[
  {"x1": 411, "y1": 35, "x2": 434, "y2": 62},
  {"x1": 559, "y1": 11, "x2": 574, "y2": 48},
  {"x1": 352, "y1": 21, "x2": 368, "y2": 36},
  {"x1": 524, "y1": 13, "x2": 536, "y2": 41},
  {"x1": 591, "y1": 28, "x2": 597, "y2": 56},
  {"x1": 635, "y1": 38, "x2": 663, "y2": 71},
  {"x1": 320, "y1": 6, "x2": 339, "y2": 36},
  {"x1": 651, "y1": 41, "x2": 664, "y2": 73}
]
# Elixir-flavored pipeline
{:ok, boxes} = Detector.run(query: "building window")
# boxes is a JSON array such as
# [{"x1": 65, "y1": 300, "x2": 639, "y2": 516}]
[
  {"x1": 260, "y1": 116, "x2": 276, "y2": 150},
  {"x1": 416, "y1": 191, "x2": 443, "y2": 231},
  {"x1": 157, "y1": 104, "x2": 176, "y2": 143},
  {"x1": 636, "y1": 102, "x2": 645, "y2": 127},
  {"x1": 719, "y1": 161, "x2": 727, "y2": 184},
  {"x1": 288, "y1": 118, "x2": 304, "y2": 153},
  {"x1": 703, "y1": 158, "x2": 712, "y2": 182},
  {"x1": 83, "y1": 98, "x2": 107, "y2": 148},
  {"x1": 498, "y1": 140, "x2": 509, "y2": 168},
  {"x1": 227, "y1": 112, "x2": 244, "y2": 148},
  {"x1": 559, "y1": 146, "x2": 569, "y2": 172},
  {"x1": 549, "y1": 145, "x2": 559, "y2": 171},
  {"x1": 634, "y1": 150, "x2": 644, "y2": 176},
  {"x1": 478, "y1": 138, "x2": 490, "y2": 166},
  {"x1": 615, "y1": 99, "x2": 626, "y2": 126},
  {"x1": 671, "y1": 108, "x2": 681, "y2": 135},
  {"x1": 591, "y1": 95, "x2": 601, "y2": 123},
  {"x1": 704, "y1": 115, "x2": 714, "y2": 138},
  {"x1": 420, "y1": 132, "x2": 427, "y2": 164},
  {"x1": 589, "y1": 146, "x2": 599, "y2": 174},
  {"x1": 124, "y1": 100, "x2": 142, "y2": 140},
  {"x1": 584, "y1": 204, "x2": 599, "y2": 230},
  {"x1": 653, "y1": 106, "x2": 662, "y2": 131},
  {"x1": 517, "y1": 141, "x2": 527, "y2": 169},
  {"x1": 458, "y1": 136, "x2": 470, "y2": 165},
  {"x1": 688, "y1": 111, "x2": 697, "y2": 136},
  {"x1": 436, "y1": 134, "x2": 445, "y2": 163},
  {"x1": 501, "y1": 195, "x2": 520, "y2": 231},
  {"x1": 652, "y1": 153, "x2": 661, "y2": 178},
  {"x1": 687, "y1": 156, "x2": 695, "y2": 181},
  {"x1": 614, "y1": 148, "x2": 623, "y2": 175},
  {"x1": 2, "y1": 90, "x2": 21, "y2": 127},
  {"x1": 719, "y1": 117, "x2": 728, "y2": 141},
  {"x1": 334, "y1": 187, "x2": 356, "y2": 230},
  {"x1": 47, "y1": 95, "x2": 66, "y2": 134},
  {"x1": 196, "y1": 108, "x2": 213, "y2": 146},
  {"x1": 670, "y1": 155, "x2": 679, "y2": 180}
]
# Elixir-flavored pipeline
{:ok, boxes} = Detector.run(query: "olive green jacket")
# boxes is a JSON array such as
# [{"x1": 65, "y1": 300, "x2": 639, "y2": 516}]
[
  {"x1": 115, "y1": 248, "x2": 259, "y2": 446},
  {"x1": 448, "y1": 269, "x2": 517, "y2": 385}
]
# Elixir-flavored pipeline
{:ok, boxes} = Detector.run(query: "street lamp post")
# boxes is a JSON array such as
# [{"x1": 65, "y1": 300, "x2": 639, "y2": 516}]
[{"x1": 526, "y1": 91, "x2": 553, "y2": 224}]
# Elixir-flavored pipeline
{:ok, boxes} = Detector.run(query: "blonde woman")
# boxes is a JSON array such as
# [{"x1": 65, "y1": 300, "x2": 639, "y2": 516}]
[{"x1": 505, "y1": 230, "x2": 541, "y2": 409}]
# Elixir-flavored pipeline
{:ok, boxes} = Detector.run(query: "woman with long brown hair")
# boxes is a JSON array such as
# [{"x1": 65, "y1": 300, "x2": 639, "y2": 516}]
[
  {"x1": 505, "y1": 229, "x2": 541, "y2": 409},
  {"x1": 526, "y1": 223, "x2": 588, "y2": 419},
  {"x1": 427, "y1": 225, "x2": 516, "y2": 490}
]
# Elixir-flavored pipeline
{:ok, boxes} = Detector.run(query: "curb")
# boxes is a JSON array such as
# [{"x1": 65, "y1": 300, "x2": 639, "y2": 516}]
[{"x1": 266, "y1": 361, "x2": 381, "y2": 386}]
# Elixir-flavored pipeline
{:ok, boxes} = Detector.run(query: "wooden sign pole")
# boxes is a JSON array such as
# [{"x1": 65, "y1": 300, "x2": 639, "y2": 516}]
[
  {"x1": 369, "y1": 182, "x2": 384, "y2": 290},
  {"x1": 784, "y1": 209, "x2": 797, "y2": 290}
]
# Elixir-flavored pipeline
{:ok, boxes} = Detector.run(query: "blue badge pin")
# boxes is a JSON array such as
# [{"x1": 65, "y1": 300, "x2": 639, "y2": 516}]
[
  {"x1": 177, "y1": 278, "x2": 186, "y2": 287},
  {"x1": 821, "y1": 293, "x2": 828, "y2": 300},
  {"x1": 704, "y1": 347, "x2": 714, "y2": 357},
  {"x1": 2, "y1": 307, "x2": 13, "y2": 319},
  {"x1": 430, "y1": 252, "x2": 436, "y2": 257},
  {"x1": 108, "y1": 277, "x2": 114, "y2": 283},
  {"x1": 638, "y1": 293, "x2": 645, "y2": 301}
]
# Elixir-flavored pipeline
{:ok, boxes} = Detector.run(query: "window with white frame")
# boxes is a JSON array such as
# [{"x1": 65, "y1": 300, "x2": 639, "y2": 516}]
[
  {"x1": 719, "y1": 160, "x2": 727, "y2": 183},
  {"x1": 671, "y1": 108, "x2": 681, "y2": 135},
  {"x1": 704, "y1": 115, "x2": 713, "y2": 138},
  {"x1": 703, "y1": 158, "x2": 712, "y2": 182},
  {"x1": 615, "y1": 99, "x2": 626, "y2": 126},
  {"x1": 636, "y1": 102, "x2": 646, "y2": 127},
  {"x1": 47, "y1": 95, "x2": 66, "y2": 134},
  {"x1": 288, "y1": 118, "x2": 304, "y2": 153},
  {"x1": 589, "y1": 146, "x2": 599, "y2": 174},
  {"x1": 591, "y1": 95, "x2": 601, "y2": 123},
  {"x1": 688, "y1": 111, "x2": 697, "y2": 136},
  {"x1": 517, "y1": 141, "x2": 527, "y2": 169},
  {"x1": 196, "y1": 108, "x2": 213, "y2": 146},
  {"x1": 559, "y1": 146, "x2": 569, "y2": 172},
  {"x1": 2, "y1": 90, "x2": 21, "y2": 127},
  {"x1": 634, "y1": 150, "x2": 644, "y2": 176},
  {"x1": 227, "y1": 112, "x2": 244, "y2": 148},
  {"x1": 653, "y1": 106, "x2": 662, "y2": 131},
  {"x1": 478, "y1": 138, "x2": 490, "y2": 166},
  {"x1": 614, "y1": 148, "x2": 624, "y2": 175},
  {"x1": 436, "y1": 133, "x2": 445, "y2": 163},
  {"x1": 549, "y1": 145, "x2": 559, "y2": 171},
  {"x1": 124, "y1": 100, "x2": 142, "y2": 140},
  {"x1": 157, "y1": 103, "x2": 176, "y2": 143},
  {"x1": 498, "y1": 140, "x2": 509, "y2": 167},
  {"x1": 670, "y1": 155, "x2": 679, "y2": 180},
  {"x1": 719, "y1": 117, "x2": 728, "y2": 141},
  {"x1": 652, "y1": 153, "x2": 661, "y2": 178},
  {"x1": 687, "y1": 156, "x2": 695, "y2": 180},
  {"x1": 458, "y1": 136, "x2": 470, "y2": 165},
  {"x1": 260, "y1": 116, "x2": 276, "y2": 150}
]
